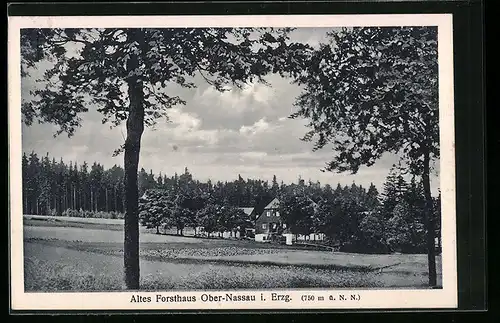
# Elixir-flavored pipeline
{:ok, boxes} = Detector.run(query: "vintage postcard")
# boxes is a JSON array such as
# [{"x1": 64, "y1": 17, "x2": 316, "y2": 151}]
[{"x1": 9, "y1": 14, "x2": 457, "y2": 311}]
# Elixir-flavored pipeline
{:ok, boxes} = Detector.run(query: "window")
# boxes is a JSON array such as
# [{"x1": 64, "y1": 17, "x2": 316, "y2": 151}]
[
  {"x1": 266, "y1": 211, "x2": 271, "y2": 217},
  {"x1": 276, "y1": 211, "x2": 280, "y2": 217},
  {"x1": 262, "y1": 223, "x2": 267, "y2": 229}
]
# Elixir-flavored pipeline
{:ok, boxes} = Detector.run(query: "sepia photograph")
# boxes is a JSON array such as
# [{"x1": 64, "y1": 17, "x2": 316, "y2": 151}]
[{"x1": 9, "y1": 14, "x2": 457, "y2": 310}]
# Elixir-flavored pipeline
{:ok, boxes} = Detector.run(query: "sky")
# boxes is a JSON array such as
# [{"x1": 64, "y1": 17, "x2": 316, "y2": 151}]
[{"x1": 20, "y1": 27, "x2": 440, "y2": 194}]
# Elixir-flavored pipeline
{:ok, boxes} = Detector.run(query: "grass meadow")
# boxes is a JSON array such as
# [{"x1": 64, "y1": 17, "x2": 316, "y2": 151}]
[{"x1": 23, "y1": 216, "x2": 442, "y2": 292}]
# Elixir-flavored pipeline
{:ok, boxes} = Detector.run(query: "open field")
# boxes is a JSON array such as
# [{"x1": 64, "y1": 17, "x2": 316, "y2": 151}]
[
  {"x1": 22, "y1": 216, "x2": 442, "y2": 291},
  {"x1": 25, "y1": 215, "x2": 125, "y2": 225}
]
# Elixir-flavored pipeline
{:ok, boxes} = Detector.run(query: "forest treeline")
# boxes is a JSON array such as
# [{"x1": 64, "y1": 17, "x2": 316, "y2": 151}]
[{"x1": 22, "y1": 151, "x2": 441, "y2": 254}]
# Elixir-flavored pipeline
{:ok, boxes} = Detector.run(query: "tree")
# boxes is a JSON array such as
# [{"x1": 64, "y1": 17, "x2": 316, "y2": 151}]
[
  {"x1": 221, "y1": 205, "x2": 248, "y2": 237},
  {"x1": 197, "y1": 201, "x2": 221, "y2": 237},
  {"x1": 366, "y1": 182, "x2": 380, "y2": 210},
  {"x1": 380, "y1": 163, "x2": 409, "y2": 220},
  {"x1": 55, "y1": 158, "x2": 66, "y2": 215},
  {"x1": 27, "y1": 152, "x2": 41, "y2": 214},
  {"x1": 332, "y1": 191, "x2": 365, "y2": 250},
  {"x1": 21, "y1": 27, "x2": 309, "y2": 289},
  {"x1": 359, "y1": 212, "x2": 390, "y2": 253},
  {"x1": 386, "y1": 199, "x2": 425, "y2": 253},
  {"x1": 167, "y1": 196, "x2": 193, "y2": 236},
  {"x1": 433, "y1": 192, "x2": 442, "y2": 252},
  {"x1": 271, "y1": 174, "x2": 279, "y2": 197},
  {"x1": 156, "y1": 173, "x2": 164, "y2": 187},
  {"x1": 22, "y1": 153, "x2": 29, "y2": 213},
  {"x1": 39, "y1": 153, "x2": 52, "y2": 214},
  {"x1": 139, "y1": 189, "x2": 168, "y2": 234},
  {"x1": 291, "y1": 27, "x2": 439, "y2": 286},
  {"x1": 79, "y1": 162, "x2": 89, "y2": 211},
  {"x1": 279, "y1": 187, "x2": 315, "y2": 238},
  {"x1": 90, "y1": 162, "x2": 104, "y2": 212},
  {"x1": 137, "y1": 168, "x2": 150, "y2": 197},
  {"x1": 101, "y1": 168, "x2": 113, "y2": 212}
]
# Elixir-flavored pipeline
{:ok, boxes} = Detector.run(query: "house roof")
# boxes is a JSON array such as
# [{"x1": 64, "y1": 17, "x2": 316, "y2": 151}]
[
  {"x1": 239, "y1": 207, "x2": 255, "y2": 215},
  {"x1": 264, "y1": 198, "x2": 280, "y2": 209},
  {"x1": 307, "y1": 197, "x2": 318, "y2": 206},
  {"x1": 254, "y1": 198, "x2": 280, "y2": 222}
]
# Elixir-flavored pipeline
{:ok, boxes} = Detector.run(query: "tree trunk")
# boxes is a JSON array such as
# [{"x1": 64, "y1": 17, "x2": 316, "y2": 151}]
[
  {"x1": 422, "y1": 149, "x2": 437, "y2": 287},
  {"x1": 123, "y1": 29, "x2": 145, "y2": 291},
  {"x1": 23, "y1": 193, "x2": 27, "y2": 215},
  {"x1": 114, "y1": 186, "x2": 117, "y2": 212},
  {"x1": 58, "y1": 192, "x2": 63, "y2": 216}
]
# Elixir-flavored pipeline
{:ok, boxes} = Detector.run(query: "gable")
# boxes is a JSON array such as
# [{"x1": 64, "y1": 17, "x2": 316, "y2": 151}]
[
  {"x1": 263, "y1": 198, "x2": 280, "y2": 210},
  {"x1": 255, "y1": 198, "x2": 280, "y2": 221},
  {"x1": 239, "y1": 207, "x2": 255, "y2": 216}
]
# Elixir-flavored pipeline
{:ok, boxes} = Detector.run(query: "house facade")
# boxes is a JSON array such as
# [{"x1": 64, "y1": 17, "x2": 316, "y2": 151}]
[
  {"x1": 255, "y1": 197, "x2": 327, "y2": 244},
  {"x1": 255, "y1": 198, "x2": 291, "y2": 243}
]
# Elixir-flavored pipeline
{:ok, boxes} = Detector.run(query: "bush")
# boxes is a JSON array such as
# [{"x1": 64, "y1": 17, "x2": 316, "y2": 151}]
[
  {"x1": 94, "y1": 211, "x2": 105, "y2": 218},
  {"x1": 62, "y1": 208, "x2": 79, "y2": 217},
  {"x1": 112, "y1": 211, "x2": 125, "y2": 219},
  {"x1": 80, "y1": 209, "x2": 92, "y2": 218},
  {"x1": 59, "y1": 208, "x2": 124, "y2": 219}
]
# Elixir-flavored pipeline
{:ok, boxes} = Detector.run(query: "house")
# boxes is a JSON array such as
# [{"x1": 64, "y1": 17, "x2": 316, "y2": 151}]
[
  {"x1": 239, "y1": 207, "x2": 256, "y2": 237},
  {"x1": 240, "y1": 207, "x2": 256, "y2": 219},
  {"x1": 255, "y1": 197, "x2": 327, "y2": 244},
  {"x1": 255, "y1": 198, "x2": 290, "y2": 243}
]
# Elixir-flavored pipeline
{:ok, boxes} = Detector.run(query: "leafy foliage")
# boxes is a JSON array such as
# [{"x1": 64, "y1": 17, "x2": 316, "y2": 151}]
[
  {"x1": 21, "y1": 28, "x2": 311, "y2": 137},
  {"x1": 278, "y1": 186, "x2": 316, "y2": 236},
  {"x1": 289, "y1": 26, "x2": 440, "y2": 285},
  {"x1": 291, "y1": 27, "x2": 438, "y2": 175},
  {"x1": 139, "y1": 189, "x2": 169, "y2": 233}
]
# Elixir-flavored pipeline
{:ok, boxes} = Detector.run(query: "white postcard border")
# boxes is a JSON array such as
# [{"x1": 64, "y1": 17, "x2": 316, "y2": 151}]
[{"x1": 8, "y1": 13, "x2": 457, "y2": 311}]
